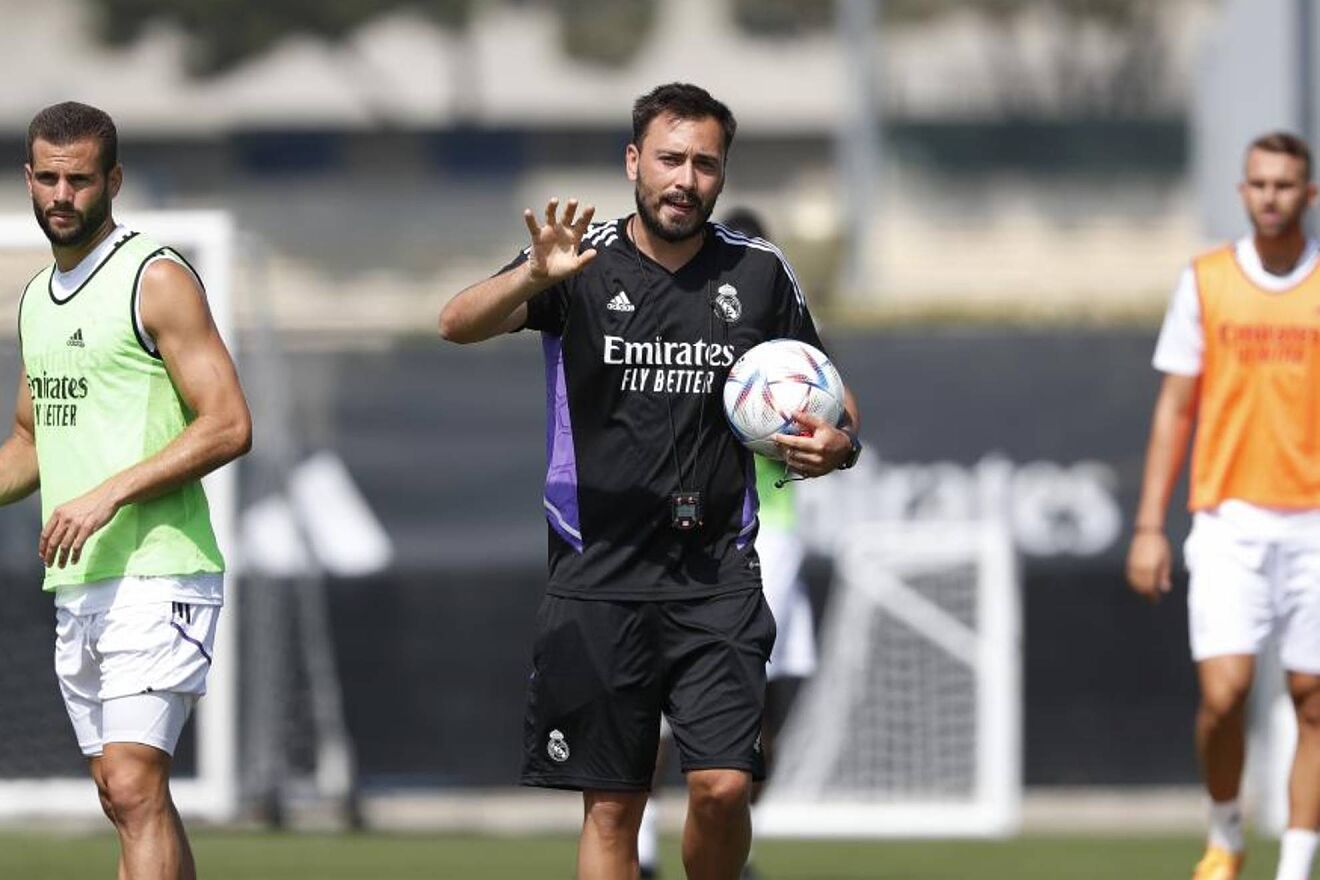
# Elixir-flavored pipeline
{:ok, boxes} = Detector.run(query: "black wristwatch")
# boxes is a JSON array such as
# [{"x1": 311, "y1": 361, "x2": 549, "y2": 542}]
[{"x1": 838, "y1": 430, "x2": 862, "y2": 470}]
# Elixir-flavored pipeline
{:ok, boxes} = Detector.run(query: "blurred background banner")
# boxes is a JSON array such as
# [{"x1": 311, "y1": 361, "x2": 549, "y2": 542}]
[
  {"x1": 0, "y1": 0, "x2": 1312, "y2": 850},
  {"x1": 0, "y1": 332, "x2": 1192, "y2": 797}
]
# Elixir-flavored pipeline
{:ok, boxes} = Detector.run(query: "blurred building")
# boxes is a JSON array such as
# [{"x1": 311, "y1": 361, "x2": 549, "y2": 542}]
[
  {"x1": 0, "y1": 0, "x2": 1217, "y2": 336},
  {"x1": 0, "y1": 0, "x2": 1299, "y2": 813}
]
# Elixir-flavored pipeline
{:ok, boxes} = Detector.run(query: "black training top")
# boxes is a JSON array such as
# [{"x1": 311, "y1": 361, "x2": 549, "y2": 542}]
[{"x1": 507, "y1": 215, "x2": 826, "y2": 600}]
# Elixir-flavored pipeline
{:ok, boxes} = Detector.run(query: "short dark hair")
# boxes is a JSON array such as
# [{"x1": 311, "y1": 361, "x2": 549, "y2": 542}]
[
  {"x1": 1248, "y1": 131, "x2": 1312, "y2": 180},
  {"x1": 632, "y1": 83, "x2": 737, "y2": 156},
  {"x1": 27, "y1": 102, "x2": 118, "y2": 174}
]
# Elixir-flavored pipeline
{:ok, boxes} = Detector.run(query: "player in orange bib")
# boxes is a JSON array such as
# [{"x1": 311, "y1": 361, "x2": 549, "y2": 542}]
[{"x1": 1128, "y1": 132, "x2": 1320, "y2": 880}]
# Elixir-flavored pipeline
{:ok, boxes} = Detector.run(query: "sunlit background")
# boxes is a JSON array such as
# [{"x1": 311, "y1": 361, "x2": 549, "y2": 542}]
[{"x1": 0, "y1": 1, "x2": 1311, "y2": 877}]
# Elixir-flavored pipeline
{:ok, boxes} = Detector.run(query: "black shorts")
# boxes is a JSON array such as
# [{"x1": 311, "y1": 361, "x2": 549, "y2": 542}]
[{"x1": 520, "y1": 588, "x2": 776, "y2": 792}]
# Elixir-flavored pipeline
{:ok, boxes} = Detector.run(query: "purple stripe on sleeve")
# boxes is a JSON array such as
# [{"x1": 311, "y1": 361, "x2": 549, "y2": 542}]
[
  {"x1": 737, "y1": 451, "x2": 759, "y2": 550},
  {"x1": 542, "y1": 334, "x2": 584, "y2": 552}
]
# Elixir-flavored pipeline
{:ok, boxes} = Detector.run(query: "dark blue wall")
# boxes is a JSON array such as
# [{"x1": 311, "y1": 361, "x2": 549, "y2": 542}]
[{"x1": 0, "y1": 328, "x2": 1201, "y2": 788}]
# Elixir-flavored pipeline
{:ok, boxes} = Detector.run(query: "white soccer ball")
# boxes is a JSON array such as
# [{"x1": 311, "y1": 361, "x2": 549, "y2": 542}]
[{"x1": 723, "y1": 339, "x2": 845, "y2": 460}]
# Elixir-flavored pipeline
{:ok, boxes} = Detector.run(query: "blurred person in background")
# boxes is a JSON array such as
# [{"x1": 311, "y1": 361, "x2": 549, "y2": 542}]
[
  {"x1": 439, "y1": 83, "x2": 860, "y2": 880},
  {"x1": 635, "y1": 207, "x2": 819, "y2": 880},
  {"x1": 0, "y1": 101, "x2": 251, "y2": 880},
  {"x1": 1127, "y1": 131, "x2": 1320, "y2": 880}
]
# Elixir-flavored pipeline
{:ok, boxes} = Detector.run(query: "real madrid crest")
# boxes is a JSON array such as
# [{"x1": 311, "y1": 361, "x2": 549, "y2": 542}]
[
  {"x1": 714, "y1": 283, "x2": 742, "y2": 323},
  {"x1": 547, "y1": 729, "x2": 570, "y2": 763}
]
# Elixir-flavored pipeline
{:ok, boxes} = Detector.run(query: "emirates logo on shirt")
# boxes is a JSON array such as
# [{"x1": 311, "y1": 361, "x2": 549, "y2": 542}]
[
  {"x1": 27, "y1": 372, "x2": 89, "y2": 428},
  {"x1": 602, "y1": 335, "x2": 735, "y2": 368},
  {"x1": 1217, "y1": 321, "x2": 1320, "y2": 365},
  {"x1": 603, "y1": 334, "x2": 736, "y2": 395}
]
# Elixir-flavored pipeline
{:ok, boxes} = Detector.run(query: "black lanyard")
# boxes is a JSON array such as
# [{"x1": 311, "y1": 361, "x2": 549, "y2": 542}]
[{"x1": 627, "y1": 218, "x2": 721, "y2": 527}]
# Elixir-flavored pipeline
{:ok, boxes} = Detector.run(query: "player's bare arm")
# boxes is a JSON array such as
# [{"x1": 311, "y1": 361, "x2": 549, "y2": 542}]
[
  {"x1": 439, "y1": 197, "x2": 597, "y2": 343},
  {"x1": 0, "y1": 370, "x2": 39, "y2": 505},
  {"x1": 1125, "y1": 372, "x2": 1199, "y2": 602},
  {"x1": 772, "y1": 385, "x2": 861, "y2": 478},
  {"x1": 38, "y1": 259, "x2": 251, "y2": 568}
]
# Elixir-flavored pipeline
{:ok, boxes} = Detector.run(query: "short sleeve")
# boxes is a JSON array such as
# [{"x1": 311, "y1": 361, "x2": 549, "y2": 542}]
[
  {"x1": 496, "y1": 248, "x2": 570, "y2": 336},
  {"x1": 771, "y1": 258, "x2": 825, "y2": 353},
  {"x1": 1152, "y1": 266, "x2": 1203, "y2": 376}
]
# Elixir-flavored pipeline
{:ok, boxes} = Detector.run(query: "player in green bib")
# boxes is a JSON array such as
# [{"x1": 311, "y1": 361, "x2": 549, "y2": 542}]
[{"x1": 0, "y1": 103, "x2": 251, "y2": 880}]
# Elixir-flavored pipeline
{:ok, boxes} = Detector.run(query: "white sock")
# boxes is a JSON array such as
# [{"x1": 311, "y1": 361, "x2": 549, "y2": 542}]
[
  {"x1": 1275, "y1": 828, "x2": 1320, "y2": 880},
  {"x1": 638, "y1": 797, "x2": 659, "y2": 870},
  {"x1": 1208, "y1": 799, "x2": 1245, "y2": 853}
]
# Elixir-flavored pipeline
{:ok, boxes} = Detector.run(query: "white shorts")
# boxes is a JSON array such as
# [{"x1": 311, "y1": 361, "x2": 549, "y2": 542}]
[
  {"x1": 56, "y1": 600, "x2": 219, "y2": 756},
  {"x1": 758, "y1": 526, "x2": 817, "y2": 680},
  {"x1": 1185, "y1": 511, "x2": 1320, "y2": 673}
]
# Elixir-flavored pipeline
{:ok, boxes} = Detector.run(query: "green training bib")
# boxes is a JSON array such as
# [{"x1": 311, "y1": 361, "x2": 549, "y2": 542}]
[{"x1": 19, "y1": 232, "x2": 224, "y2": 591}]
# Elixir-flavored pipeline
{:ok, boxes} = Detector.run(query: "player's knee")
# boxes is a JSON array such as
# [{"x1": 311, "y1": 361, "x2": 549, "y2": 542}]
[
  {"x1": 1200, "y1": 680, "x2": 1250, "y2": 722},
  {"x1": 583, "y1": 792, "x2": 646, "y2": 840},
  {"x1": 95, "y1": 781, "x2": 118, "y2": 825},
  {"x1": 687, "y1": 770, "x2": 751, "y2": 820},
  {"x1": 1294, "y1": 688, "x2": 1320, "y2": 731},
  {"x1": 101, "y1": 760, "x2": 168, "y2": 826}
]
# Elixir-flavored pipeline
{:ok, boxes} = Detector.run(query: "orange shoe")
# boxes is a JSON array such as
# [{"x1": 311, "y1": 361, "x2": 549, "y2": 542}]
[{"x1": 1192, "y1": 846, "x2": 1244, "y2": 880}]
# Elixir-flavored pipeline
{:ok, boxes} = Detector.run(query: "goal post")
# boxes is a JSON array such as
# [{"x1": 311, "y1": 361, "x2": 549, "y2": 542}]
[
  {"x1": 0, "y1": 211, "x2": 238, "y2": 822},
  {"x1": 757, "y1": 518, "x2": 1022, "y2": 838}
]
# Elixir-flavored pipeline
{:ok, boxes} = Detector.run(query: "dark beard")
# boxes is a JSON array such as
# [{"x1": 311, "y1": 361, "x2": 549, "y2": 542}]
[
  {"x1": 634, "y1": 186, "x2": 715, "y2": 244},
  {"x1": 33, "y1": 192, "x2": 110, "y2": 248}
]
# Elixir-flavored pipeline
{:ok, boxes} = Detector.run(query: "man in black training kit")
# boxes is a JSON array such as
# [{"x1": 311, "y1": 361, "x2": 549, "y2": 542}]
[{"x1": 439, "y1": 82, "x2": 861, "y2": 880}]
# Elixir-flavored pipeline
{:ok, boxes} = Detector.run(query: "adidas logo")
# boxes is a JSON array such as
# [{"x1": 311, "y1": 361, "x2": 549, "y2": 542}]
[
  {"x1": 606, "y1": 291, "x2": 635, "y2": 313},
  {"x1": 66, "y1": 329, "x2": 84, "y2": 348}
]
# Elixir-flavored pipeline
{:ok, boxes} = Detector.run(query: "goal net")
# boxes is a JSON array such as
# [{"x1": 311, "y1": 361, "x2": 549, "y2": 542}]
[
  {"x1": 757, "y1": 518, "x2": 1022, "y2": 838},
  {"x1": 0, "y1": 211, "x2": 238, "y2": 822}
]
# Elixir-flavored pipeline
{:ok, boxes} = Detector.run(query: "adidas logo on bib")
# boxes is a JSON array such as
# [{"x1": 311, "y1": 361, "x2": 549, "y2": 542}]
[
  {"x1": 66, "y1": 329, "x2": 84, "y2": 348},
  {"x1": 606, "y1": 291, "x2": 635, "y2": 312}
]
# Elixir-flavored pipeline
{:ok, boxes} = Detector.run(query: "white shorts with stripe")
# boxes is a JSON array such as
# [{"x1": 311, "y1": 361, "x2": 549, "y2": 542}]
[
  {"x1": 1186, "y1": 503, "x2": 1320, "y2": 673},
  {"x1": 54, "y1": 575, "x2": 222, "y2": 756}
]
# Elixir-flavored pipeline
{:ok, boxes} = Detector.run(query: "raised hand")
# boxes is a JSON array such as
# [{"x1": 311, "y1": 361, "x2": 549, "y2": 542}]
[{"x1": 523, "y1": 198, "x2": 598, "y2": 284}]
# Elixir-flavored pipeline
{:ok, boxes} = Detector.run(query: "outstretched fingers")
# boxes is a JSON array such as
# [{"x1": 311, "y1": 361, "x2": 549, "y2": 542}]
[
  {"x1": 526, "y1": 197, "x2": 596, "y2": 239},
  {"x1": 525, "y1": 197, "x2": 597, "y2": 281},
  {"x1": 573, "y1": 204, "x2": 597, "y2": 235}
]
